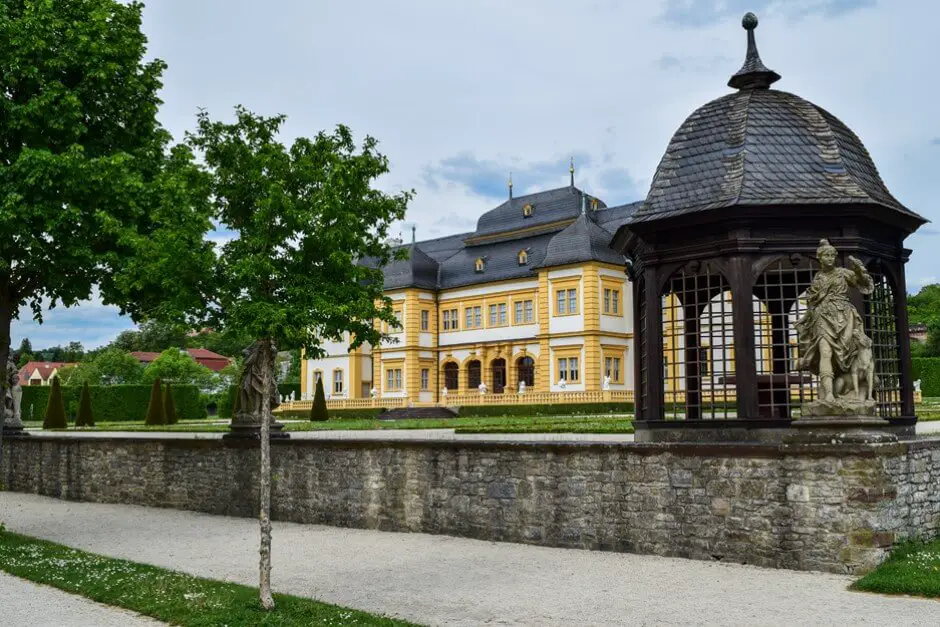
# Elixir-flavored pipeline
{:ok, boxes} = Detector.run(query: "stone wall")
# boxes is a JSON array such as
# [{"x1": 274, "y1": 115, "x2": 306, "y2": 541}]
[{"x1": 3, "y1": 435, "x2": 939, "y2": 574}]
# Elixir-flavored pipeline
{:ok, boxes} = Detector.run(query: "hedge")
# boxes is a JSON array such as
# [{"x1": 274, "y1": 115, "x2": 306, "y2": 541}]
[
  {"x1": 912, "y1": 358, "x2": 940, "y2": 397},
  {"x1": 21, "y1": 384, "x2": 207, "y2": 423}
]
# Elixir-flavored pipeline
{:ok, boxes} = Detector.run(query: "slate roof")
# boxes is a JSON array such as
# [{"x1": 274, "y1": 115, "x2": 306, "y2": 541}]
[
  {"x1": 370, "y1": 192, "x2": 637, "y2": 292},
  {"x1": 632, "y1": 12, "x2": 923, "y2": 226},
  {"x1": 473, "y1": 186, "x2": 606, "y2": 238}
]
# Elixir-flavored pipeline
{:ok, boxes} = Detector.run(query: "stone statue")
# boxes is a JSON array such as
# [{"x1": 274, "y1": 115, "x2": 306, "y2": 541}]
[
  {"x1": 234, "y1": 340, "x2": 280, "y2": 424},
  {"x1": 518, "y1": 380, "x2": 526, "y2": 394},
  {"x1": 795, "y1": 239, "x2": 876, "y2": 416},
  {"x1": 478, "y1": 382, "x2": 487, "y2": 395},
  {"x1": 371, "y1": 387, "x2": 378, "y2": 398},
  {"x1": 289, "y1": 391, "x2": 295, "y2": 402},
  {"x1": 441, "y1": 386, "x2": 448, "y2": 397},
  {"x1": 914, "y1": 379, "x2": 922, "y2": 393},
  {"x1": 3, "y1": 358, "x2": 23, "y2": 429},
  {"x1": 602, "y1": 375, "x2": 611, "y2": 391},
  {"x1": 557, "y1": 377, "x2": 567, "y2": 390}
]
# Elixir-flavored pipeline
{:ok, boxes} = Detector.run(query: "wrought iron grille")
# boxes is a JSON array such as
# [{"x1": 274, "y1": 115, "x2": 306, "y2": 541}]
[
  {"x1": 637, "y1": 277, "x2": 648, "y2": 416},
  {"x1": 865, "y1": 265, "x2": 902, "y2": 418},
  {"x1": 752, "y1": 256, "x2": 818, "y2": 418},
  {"x1": 661, "y1": 262, "x2": 734, "y2": 420}
]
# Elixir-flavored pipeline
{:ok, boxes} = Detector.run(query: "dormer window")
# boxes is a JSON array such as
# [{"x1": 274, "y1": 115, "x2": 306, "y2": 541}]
[
  {"x1": 522, "y1": 203, "x2": 534, "y2": 217},
  {"x1": 474, "y1": 257, "x2": 485, "y2": 272},
  {"x1": 517, "y1": 250, "x2": 528, "y2": 265}
]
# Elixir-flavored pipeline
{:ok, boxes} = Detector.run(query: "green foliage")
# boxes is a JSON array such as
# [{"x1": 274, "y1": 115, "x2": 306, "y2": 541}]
[
  {"x1": 187, "y1": 106, "x2": 411, "y2": 358},
  {"x1": 59, "y1": 349, "x2": 145, "y2": 386},
  {"x1": 141, "y1": 348, "x2": 215, "y2": 389},
  {"x1": 310, "y1": 377, "x2": 328, "y2": 422},
  {"x1": 110, "y1": 320, "x2": 190, "y2": 353},
  {"x1": 75, "y1": 382, "x2": 95, "y2": 427},
  {"x1": 42, "y1": 377, "x2": 68, "y2": 429},
  {"x1": 912, "y1": 358, "x2": 940, "y2": 397},
  {"x1": 0, "y1": 531, "x2": 417, "y2": 626},
  {"x1": 187, "y1": 327, "x2": 254, "y2": 359},
  {"x1": 852, "y1": 538, "x2": 940, "y2": 598},
  {"x1": 144, "y1": 378, "x2": 165, "y2": 426},
  {"x1": 164, "y1": 382, "x2": 178, "y2": 425},
  {"x1": 907, "y1": 284, "x2": 940, "y2": 326},
  {"x1": 22, "y1": 385, "x2": 205, "y2": 423}
]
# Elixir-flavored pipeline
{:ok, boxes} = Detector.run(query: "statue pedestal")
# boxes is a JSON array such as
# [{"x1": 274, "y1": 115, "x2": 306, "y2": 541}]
[
  {"x1": 223, "y1": 420, "x2": 290, "y2": 441},
  {"x1": 785, "y1": 416, "x2": 897, "y2": 444},
  {"x1": 2, "y1": 424, "x2": 29, "y2": 437}
]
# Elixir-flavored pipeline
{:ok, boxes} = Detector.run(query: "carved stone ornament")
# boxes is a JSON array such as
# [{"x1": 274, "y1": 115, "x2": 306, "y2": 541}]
[
  {"x1": 3, "y1": 357, "x2": 23, "y2": 429},
  {"x1": 794, "y1": 239, "x2": 877, "y2": 417},
  {"x1": 233, "y1": 340, "x2": 281, "y2": 426}
]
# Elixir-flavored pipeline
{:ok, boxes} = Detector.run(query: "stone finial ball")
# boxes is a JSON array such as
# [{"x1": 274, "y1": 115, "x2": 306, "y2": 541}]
[{"x1": 742, "y1": 12, "x2": 758, "y2": 29}]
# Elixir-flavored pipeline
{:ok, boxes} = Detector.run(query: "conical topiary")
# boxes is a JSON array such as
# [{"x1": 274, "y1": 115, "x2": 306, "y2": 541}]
[
  {"x1": 43, "y1": 376, "x2": 68, "y2": 429},
  {"x1": 145, "y1": 378, "x2": 165, "y2": 425},
  {"x1": 310, "y1": 377, "x2": 328, "y2": 422},
  {"x1": 75, "y1": 381, "x2": 95, "y2": 427},
  {"x1": 164, "y1": 382, "x2": 178, "y2": 425}
]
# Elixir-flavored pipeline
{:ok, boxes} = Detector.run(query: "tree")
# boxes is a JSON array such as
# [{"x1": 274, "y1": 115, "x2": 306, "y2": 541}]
[
  {"x1": 43, "y1": 377, "x2": 68, "y2": 429},
  {"x1": 188, "y1": 327, "x2": 254, "y2": 359},
  {"x1": 12, "y1": 338, "x2": 32, "y2": 363},
  {"x1": 142, "y1": 348, "x2": 216, "y2": 389},
  {"x1": 189, "y1": 106, "x2": 410, "y2": 610},
  {"x1": 144, "y1": 378, "x2": 165, "y2": 426},
  {"x1": 0, "y1": 1, "x2": 213, "y2": 465},
  {"x1": 111, "y1": 320, "x2": 191, "y2": 353},
  {"x1": 907, "y1": 284, "x2": 940, "y2": 326},
  {"x1": 164, "y1": 382, "x2": 178, "y2": 425},
  {"x1": 63, "y1": 341, "x2": 85, "y2": 362},
  {"x1": 310, "y1": 377, "x2": 328, "y2": 422},
  {"x1": 57, "y1": 348, "x2": 144, "y2": 386},
  {"x1": 76, "y1": 382, "x2": 95, "y2": 427}
]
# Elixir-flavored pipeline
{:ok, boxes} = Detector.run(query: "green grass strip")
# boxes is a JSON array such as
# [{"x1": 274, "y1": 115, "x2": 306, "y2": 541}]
[
  {"x1": 0, "y1": 529, "x2": 419, "y2": 626},
  {"x1": 851, "y1": 538, "x2": 940, "y2": 598}
]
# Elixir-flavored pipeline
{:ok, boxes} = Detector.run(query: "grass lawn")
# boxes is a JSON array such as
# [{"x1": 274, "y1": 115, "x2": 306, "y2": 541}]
[
  {"x1": 0, "y1": 528, "x2": 418, "y2": 626},
  {"x1": 23, "y1": 414, "x2": 636, "y2": 434},
  {"x1": 852, "y1": 538, "x2": 940, "y2": 598}
]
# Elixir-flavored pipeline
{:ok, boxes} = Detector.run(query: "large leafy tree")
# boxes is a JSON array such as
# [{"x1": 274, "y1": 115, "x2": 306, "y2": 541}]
[
  {"x1": 110, "y1": 319, "x2": 192, "y2": 353},
  {"x1": 142, "y1": 348, "x2": 216, "y2": 390},
  {"x1": 58, "y1": 348, "x2": 144, "y2": 385},
  {"x1": 0, "y1": 0, "x2": 213, "y2": 481},
  {"x1": 189, "y1": 106, "x2": 410, "y2": 609}
]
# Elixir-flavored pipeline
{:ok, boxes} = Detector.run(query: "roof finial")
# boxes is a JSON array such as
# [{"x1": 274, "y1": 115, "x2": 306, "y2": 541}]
[
  {"x1": 580, "y1": 192, "x2": 586, "y2": 215},
  {"x1": 727, "y1": 12, "x2": 780, "y2": 90},
  {"x1": 508, "y1": 172, "x2": 513, "y2": 202},
  {"x1": 411, "y1": 225, "x2": 416, "y2": 245},
  {"x1": 569, "y1": 157, "x2": 575, "y2": 188}
]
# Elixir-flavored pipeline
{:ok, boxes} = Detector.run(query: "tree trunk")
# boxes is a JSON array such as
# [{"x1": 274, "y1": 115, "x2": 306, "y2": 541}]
[
  {"x1": 258, "y1": 336, "x2": 275, "y2": 610},
  {"x1": 0, "y1": 292, "x2": 13, "y2": 489}
]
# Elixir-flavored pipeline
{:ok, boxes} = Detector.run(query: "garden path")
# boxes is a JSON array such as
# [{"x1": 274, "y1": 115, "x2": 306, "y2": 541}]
[{"x1": 1, "y1": 493, "x2": 937, "y2": 626}]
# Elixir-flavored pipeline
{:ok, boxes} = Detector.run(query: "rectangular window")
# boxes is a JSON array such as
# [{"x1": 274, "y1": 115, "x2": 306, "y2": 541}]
[
  {"x1": 514, "y1": 301, "x2": 523, "y2": 324},
  {"x1": 605, "y1": 357, "x2": 621, "y2": 382},
  {"x1": 421, "y1": 310, "x2": 429, "y2": 331},
  {"x1": 524, "y1": 300, "x2": 533, "y2": 322},
  {"x1": 386, "y1": 368, "x2": 402, "y2": 391},
  {"x1": 612, "y1": 290, "x2": 620, "y2": 314},
  {"x1": 498, "y1": 303, "x2": 507, "y2": 325},
  {"x1": 474, "y1": 306, "x2": 482, "y2": 328},
  {"x1": 569, "y1": 357, "x2": 579, "y2": 382},
  {"x1": 604, "y1": 288, "x2": 611, "y2": 313},
  {"x1": 442, "y1": 309, "x2": 450, "y2": 331},
  {"x1": 333, "y1": 370, "x2": 344, "y2": 394},
  {"x1": 556, "y1": 290, "x2": 566, "y2": 315},
  {"x1": 442, "y1": 308, "x2": 458, "y2": 331},
  {"x1": 420, "y1": 368, "x2": 429, "y2": 391},
  {"x1": 465, "y1": 307, "x2": 473, "y2": 329},
  {"x1": 558, "y1": 358, "x2": 567, "y2": 380},
  {"x1": 489, "y1": 304, "x2": 497, "y2": 326},
  {"x1": 568, "y1": 289, "x2": 577, "y2": 314}
]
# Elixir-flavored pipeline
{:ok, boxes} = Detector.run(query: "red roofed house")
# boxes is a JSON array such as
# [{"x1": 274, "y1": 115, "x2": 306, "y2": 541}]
[
  {"x1": 131, "y1": 349, "x2": 233, "y2": 373},
  {"x1": 18, "y1": 362, "x2": 77, "y2": 386}
]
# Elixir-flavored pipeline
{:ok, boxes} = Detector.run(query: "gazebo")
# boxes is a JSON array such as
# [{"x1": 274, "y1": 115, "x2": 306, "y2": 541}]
[{"x1": 612, "y1": 13, "x2": 926, "y2": 442}]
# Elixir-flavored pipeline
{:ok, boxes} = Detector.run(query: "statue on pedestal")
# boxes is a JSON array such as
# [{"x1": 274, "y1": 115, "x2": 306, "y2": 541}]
[
  {"x1": 602, "y1": 375, "x2": 611, "y2": 391},
  {"x1": 914, "y1": 379, "x2": 922, "y2": 393},
  {"x1": 233, "y1": 340, "x2": 281, "y2": 425},
  {"x1": 3, "y1": 358, "x2": 23, "y2": 430},
  {"x1": 518, "y1": 380, "x2": 526, "y2": 394},
  {"x1": 478, "y1": 382, "x2": 487, "y2": 395},
  {"x1": 441, "y1": 386, "x2": 448, "y2": 398},
  {"x1": 795, "y1": 239, "x2": 877, "y2": 416},
  {"x1": 557, "y1": 377, "x2": 567, "y2": 390},
  {"x1": 371, "y1": 387, "x2": 378, "y2": 399}
]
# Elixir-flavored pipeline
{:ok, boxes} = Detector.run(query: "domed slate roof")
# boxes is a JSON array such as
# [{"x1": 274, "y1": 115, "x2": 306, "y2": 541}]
[{"x1": 631, "y1": 13, "x2": 923, "y2": 226}]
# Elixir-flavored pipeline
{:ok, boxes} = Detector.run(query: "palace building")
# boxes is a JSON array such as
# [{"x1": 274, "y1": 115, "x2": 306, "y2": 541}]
[{"x1": 299, "y1": 170, "x2": 641, "y2": 405}]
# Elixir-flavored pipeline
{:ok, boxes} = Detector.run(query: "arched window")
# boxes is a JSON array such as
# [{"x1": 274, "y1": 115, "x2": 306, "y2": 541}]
[
  {"x1": 467, "y1": 359, "x2": 482, "y2": 389},
  {"x1": 443, "y1": 362, "x2": 459, "y2": 390},
  {"x1": 518, "y1": 250, "x2": 528, "y2": 265},
  {"x1": 474, "y1": 258, "x2": 485, "y2": 272},
  {"x1": 517, "y1": 356, "x2": 535, "y2": 387}
]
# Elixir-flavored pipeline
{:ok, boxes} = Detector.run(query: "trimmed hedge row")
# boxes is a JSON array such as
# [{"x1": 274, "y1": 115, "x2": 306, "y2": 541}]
[
  {"x1": 21, "y1": 384, "x2": 207, "y2": 423},
  {"x1": 912, "y1": 358, "x2": 940, "y2": 397}
]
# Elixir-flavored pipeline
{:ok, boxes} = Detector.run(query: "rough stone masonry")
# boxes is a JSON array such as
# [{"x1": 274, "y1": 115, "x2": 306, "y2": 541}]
[{"x1": 2, "y1": 436, "x2": 939, "y2": 574}]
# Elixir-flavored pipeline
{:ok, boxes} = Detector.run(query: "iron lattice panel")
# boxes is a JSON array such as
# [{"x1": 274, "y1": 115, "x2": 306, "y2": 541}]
[
  {"x1": 661, "y1": 263, "x2": 734, "y2": 420},
  {"x1": 637, "y1": 277, "x2": 648, "y2": 416},
  {"x1": 865, "y1": 267, "x2": 902, "y2": 418},
  {"x1": 752, "y1": 257, "x2": 818, "y2": 419}
]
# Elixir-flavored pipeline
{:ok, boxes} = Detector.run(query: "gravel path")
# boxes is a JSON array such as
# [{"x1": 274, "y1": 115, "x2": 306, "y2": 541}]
[
  {"x1": 0, "y1": 571, "x2": 162, "y2": 626},
  {"x1": 1, "y1": 493, "x2": 937, "y2": 626}
]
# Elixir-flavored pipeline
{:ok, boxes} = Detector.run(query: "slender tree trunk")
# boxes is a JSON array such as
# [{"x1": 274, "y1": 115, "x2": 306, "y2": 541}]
[{"x1": 259, "y1": 336, "x2": 275, "y2": 610}]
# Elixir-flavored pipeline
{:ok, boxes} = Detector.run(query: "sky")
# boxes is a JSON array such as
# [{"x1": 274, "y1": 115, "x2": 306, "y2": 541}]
[{"x1": 12, "y1": 0, "x2": 940, "y2": 350}]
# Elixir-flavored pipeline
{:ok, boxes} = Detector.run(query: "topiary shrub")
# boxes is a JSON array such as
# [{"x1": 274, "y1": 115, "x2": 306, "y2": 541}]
[
  {"x1": 310, "y1": 377, "x2": 328, "y2": 422},
  {"x1": 912, "y1": 357, "x2": 940, "y2": 397},
  {"x1": 42, "y1": 376, "x2": 68, "y2": 429},
  {"x1": 145, "y1": 378, "x2": 165, "y2": 425},
  {"x1": 75, "y1": 381, "x2": 95, "y2": 427},
  {"x1": 21, "y1": 384, "x2": 205, "y2": 422},
  {"x1": 164, "y1": 382, "x2": 178, "y2": 425}
]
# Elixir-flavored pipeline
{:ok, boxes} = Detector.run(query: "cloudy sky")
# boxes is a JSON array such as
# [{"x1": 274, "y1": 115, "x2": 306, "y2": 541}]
[{"x1": 13, "y1": 0, "x2": 940, "y2": 350}]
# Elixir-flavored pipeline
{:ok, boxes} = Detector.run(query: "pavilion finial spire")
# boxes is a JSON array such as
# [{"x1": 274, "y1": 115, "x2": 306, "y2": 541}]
[
  {"x1": 508, "y1": 172, "x2": 513, "y2": 202},
  {"x1": 569, "y1": 157, "x2": 575, "y2": 188},
  {"x1": 728, "y1": 12, "x2": 780, "y2": 90}
]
